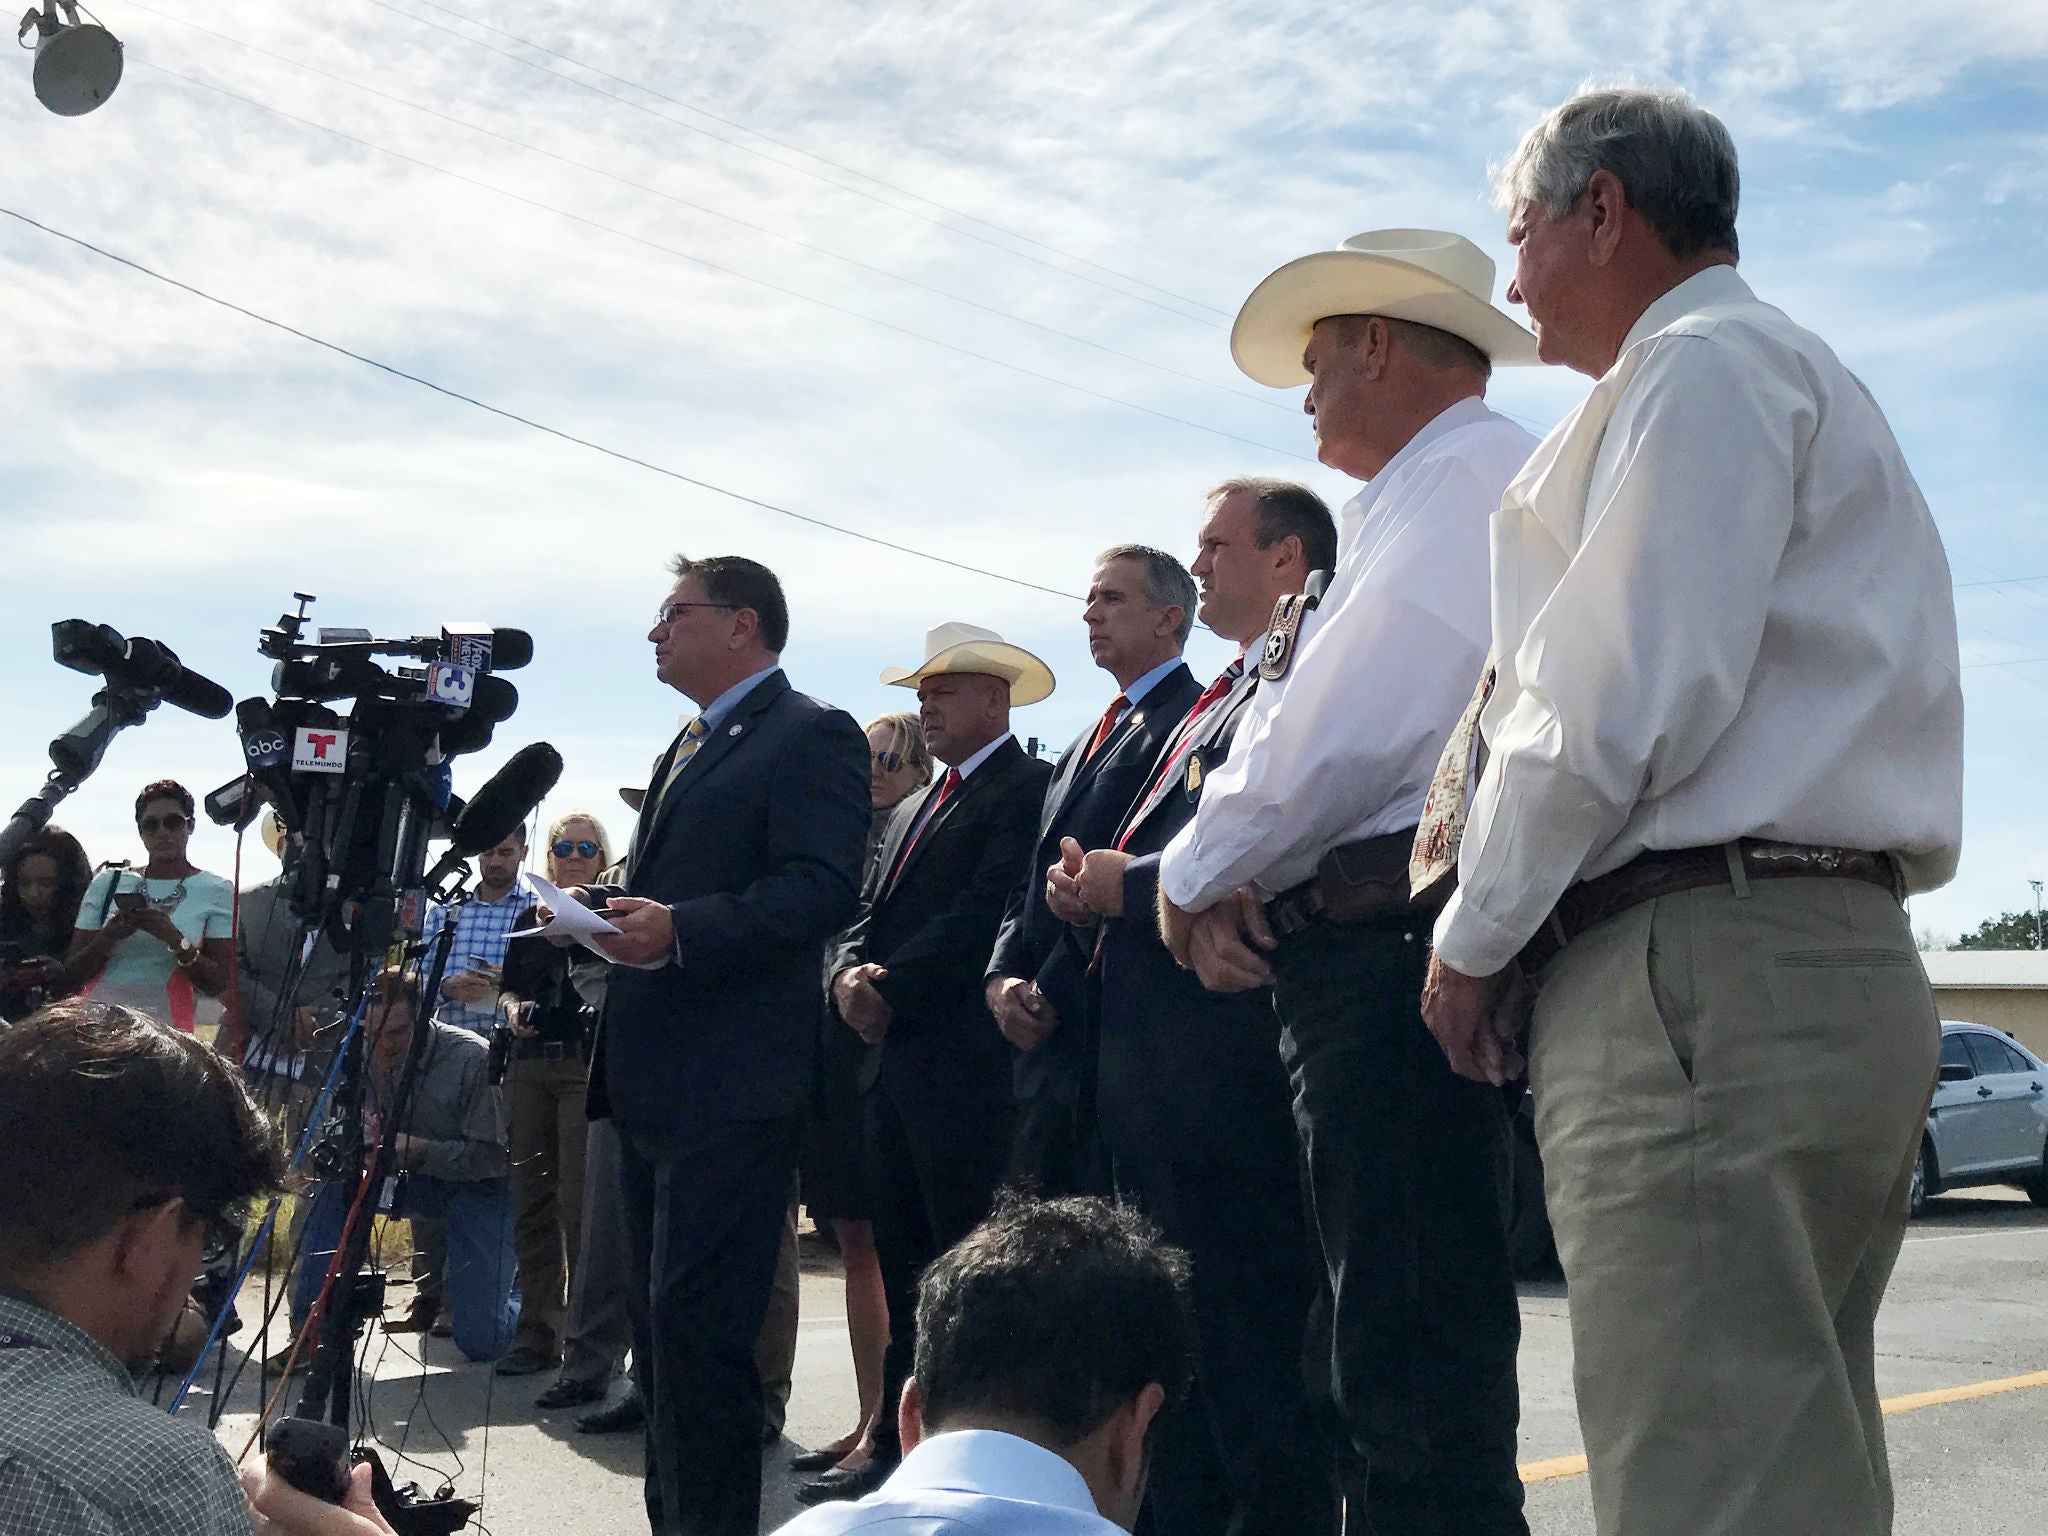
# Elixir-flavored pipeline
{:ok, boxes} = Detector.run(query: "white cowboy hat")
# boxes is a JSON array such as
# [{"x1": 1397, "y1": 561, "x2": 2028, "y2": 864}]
[
  {"x1": 881, "y1": 622, "x2": 1055, "y2": 707},
  {"x1": 1231, "y1": 228, "x2": 1539, "y2": 386}
]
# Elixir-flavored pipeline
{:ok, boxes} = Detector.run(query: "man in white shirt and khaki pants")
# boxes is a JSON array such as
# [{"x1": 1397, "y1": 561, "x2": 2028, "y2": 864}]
[
  {"x1": 1157, "y1": 229, "x2": 1541, "y2": 1535},
  {"x1": 1422, "y1": 88, "x2": 1964, "y2": 1536}
]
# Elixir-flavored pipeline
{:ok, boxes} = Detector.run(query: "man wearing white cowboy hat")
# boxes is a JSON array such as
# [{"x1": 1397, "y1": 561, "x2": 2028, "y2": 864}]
[
  {"x1": 1155, "y1": 228, "x2": 1539, "y2": 1533},
  {"x1": 1421, "y1": 88, "x2": 1961, "y2": 1536},
  {"x1": 801, "y1": 623, "x2": 1055, "y2": 1506}
]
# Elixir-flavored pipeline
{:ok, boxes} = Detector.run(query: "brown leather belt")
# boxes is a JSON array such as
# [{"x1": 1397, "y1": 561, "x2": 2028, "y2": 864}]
[
  {"x1": 1265, "y1": 828, "x2": 1442, "y2": 935},
  {"x1": 1519, "y1": 839, "x2": 1905, "y2": 974}
]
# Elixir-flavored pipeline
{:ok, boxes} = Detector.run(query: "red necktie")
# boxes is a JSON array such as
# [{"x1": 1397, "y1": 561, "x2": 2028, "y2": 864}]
[
  {"x1": 887, "y1": 769, "x2": 961, "y2": 888},
  {"x1": 1082, "y1": 693, "x2": 1129, "y2": 764},
  {"x1": 1117, "y1": 659, "x2": 1245, "y2": 849}
]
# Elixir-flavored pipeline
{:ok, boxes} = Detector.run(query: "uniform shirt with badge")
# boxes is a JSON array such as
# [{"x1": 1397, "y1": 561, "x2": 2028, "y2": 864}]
[{"x1": 1159, "y1": 398, "x2": 1538, "y2": 909}]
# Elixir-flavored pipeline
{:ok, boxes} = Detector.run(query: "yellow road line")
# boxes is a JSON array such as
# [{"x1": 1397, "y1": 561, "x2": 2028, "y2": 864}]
[{"x1": 1518, "y1": 1367, "x2": 2048, "y2": 1485}]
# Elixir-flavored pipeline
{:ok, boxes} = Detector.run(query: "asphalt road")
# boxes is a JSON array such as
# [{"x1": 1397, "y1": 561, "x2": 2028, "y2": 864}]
[{"x1": 192, "y1": 1190, "x2": 2048, "y2": 1535}]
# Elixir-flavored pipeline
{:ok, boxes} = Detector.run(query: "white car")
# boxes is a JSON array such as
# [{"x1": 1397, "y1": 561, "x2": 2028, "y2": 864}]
[{"x1": 1911, "y1": 1022, "x2": 2048, "y2": 1216}]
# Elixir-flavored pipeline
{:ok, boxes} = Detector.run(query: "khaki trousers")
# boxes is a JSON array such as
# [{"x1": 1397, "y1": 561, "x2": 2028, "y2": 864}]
[
  {"x1": 505, "y1": 1052, "x2": 590, "y2": 1358},
  {"x1": 1530, "y1": 876, "x2": 1937, "y2": 1536}
]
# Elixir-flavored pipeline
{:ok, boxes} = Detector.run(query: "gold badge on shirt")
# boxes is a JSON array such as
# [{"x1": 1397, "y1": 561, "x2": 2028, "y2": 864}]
[{"x1": 1184, "y1": 751, "x2": 1205, "y2": 797}]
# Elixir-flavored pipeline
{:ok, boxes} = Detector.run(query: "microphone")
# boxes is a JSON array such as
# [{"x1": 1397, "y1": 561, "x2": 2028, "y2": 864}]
[
  {"x1": 424, "y1": 742, "x2": 562, "y2": 886},
  {"x1": 50, "y1": 621, "x2": 234, "y2": 719},
  {"x1": 437, "y1": 674, "x2": 519, "y2": 757},
  {"x1": 437, "y1": 623, "x2": 533, "y2": 672}
]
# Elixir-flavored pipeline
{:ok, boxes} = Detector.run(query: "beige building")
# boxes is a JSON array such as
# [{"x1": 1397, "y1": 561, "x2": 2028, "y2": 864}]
[{"x1": 1920, "y1": 950, "x2": 2048, "y2": 1061}]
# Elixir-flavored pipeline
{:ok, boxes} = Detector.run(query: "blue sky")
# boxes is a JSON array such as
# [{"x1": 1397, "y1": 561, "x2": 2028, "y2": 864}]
[{"x1": 2, "y1": 0, "x2": 2044, "y2": 941}]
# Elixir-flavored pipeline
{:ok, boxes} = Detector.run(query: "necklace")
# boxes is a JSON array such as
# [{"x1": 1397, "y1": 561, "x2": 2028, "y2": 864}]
[{"x1": 132, "y1": 873, "x2": 188, "y2": 911}]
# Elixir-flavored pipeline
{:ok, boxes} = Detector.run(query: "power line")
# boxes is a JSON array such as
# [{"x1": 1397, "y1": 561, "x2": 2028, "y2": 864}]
[
  {"x1": 0, "y1": 203, "x2": 1090, "y2": 602},
  {"x1": 134, "y1": 59, "x2": 1313, "y2": 463},
  {"x1": 120, "y1": 0, "x2": 1292, "y2": 416},
  {"x1": 395, "y1": 0, "x2": 1235, "y2": 320},
  {"x1": 351, "y1": 0, "x2": 1227, "y2": 327}
]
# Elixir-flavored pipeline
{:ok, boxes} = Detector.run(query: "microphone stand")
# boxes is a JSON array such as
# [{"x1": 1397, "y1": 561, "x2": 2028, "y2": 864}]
[{"x1": 0, "y1": 680, "x2": 161, "y2": 864}]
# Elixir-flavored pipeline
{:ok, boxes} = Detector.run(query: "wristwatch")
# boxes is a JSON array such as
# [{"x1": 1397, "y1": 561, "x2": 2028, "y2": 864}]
[{"x1": 174, "y1": 941, "x2": 201, "y2": 969}]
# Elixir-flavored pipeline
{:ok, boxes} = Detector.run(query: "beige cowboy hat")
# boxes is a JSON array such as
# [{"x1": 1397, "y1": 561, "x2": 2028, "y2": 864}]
[
  {"x1": 1231, "y1": 228, "x2": 1539, "y2": 386},
  {"x1": 881, "y1": 622, "x2": 1055, "y2": 707}
]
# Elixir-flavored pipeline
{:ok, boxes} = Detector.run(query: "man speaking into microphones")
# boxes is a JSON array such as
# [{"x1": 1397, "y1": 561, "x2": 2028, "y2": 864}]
[{"x1": 586, "y1": 555, "x2": 870, "y2": 1536}]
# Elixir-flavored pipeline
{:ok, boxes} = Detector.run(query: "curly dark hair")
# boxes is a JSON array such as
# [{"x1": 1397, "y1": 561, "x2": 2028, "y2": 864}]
[
  {"x1": 134, "y1": 779, "x2": 195, "y2": 823},
  {"x1": 0, "y1": 825, "x2": 93, "y2": 940}
]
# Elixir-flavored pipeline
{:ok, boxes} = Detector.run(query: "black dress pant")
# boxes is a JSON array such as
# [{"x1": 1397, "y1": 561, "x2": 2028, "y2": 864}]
[
  {"x1": 1269, "y1": 915, "x2": 1528, "y2": 1536},
  {"x1": 1113, "y1": 1147, "x2": 1340, "y2": 1536},
  {"x1": 865, "y1": 1082, "x2": 1011, "y2": 1464},
  {"x1": 619, "y1": 1116, "x2": 800, "y2": 1536}
]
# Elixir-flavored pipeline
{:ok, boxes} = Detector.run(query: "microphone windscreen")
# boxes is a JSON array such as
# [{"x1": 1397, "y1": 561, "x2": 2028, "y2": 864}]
[
  {"x1": 449, "y1": 742, "x2": 562, "y2": 855},
  {"x1": 160, "y1": 666, "x2": 235, "y2": 720},
  {"x1": 488, "y1": 629, "x2": 534, "y2": 671}
]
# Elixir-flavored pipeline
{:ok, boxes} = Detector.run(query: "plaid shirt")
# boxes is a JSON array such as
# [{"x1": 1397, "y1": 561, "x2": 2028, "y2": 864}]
[
  {"x1": 0, "y1": 1288, "x2": 252, "y2": 1536},
  {"x1": 424, "y1": 872, "x2": 538, "y2": 1035}
]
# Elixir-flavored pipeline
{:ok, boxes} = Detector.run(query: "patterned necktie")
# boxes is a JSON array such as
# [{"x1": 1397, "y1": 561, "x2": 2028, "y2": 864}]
[
  {"x1": 1409, "y1": 664, "x2": 1496, "y2": 898},
  {"x1": 887, "y1": 769, "x2": 962, "y2": 889},
  {"x1": 1118, "y1": 658, "x2": 1245, "y2": 849},
  {"x1": 1082, "y1": 693, "x2": 1129, "y2": 764},
  {"x1": 652, "y1": 715, "x2": 711, "y2": 810}
]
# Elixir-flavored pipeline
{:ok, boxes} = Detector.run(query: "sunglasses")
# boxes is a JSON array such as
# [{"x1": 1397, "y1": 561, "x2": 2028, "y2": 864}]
[
  {"x1": 138, "y1": 813, "x2": 193, "y2": 833},
  {"x1": 552, "y1": 839, "x2": 602, "y2": 859},
  {"x1": 872, "y1": 751, "x2": 906, "y2": 773}
]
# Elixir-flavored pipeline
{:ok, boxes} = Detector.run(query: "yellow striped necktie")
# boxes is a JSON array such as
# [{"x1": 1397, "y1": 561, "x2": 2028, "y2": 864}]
[{"x1": 653, "y1": 715, "x2": 711, "y2": 809}]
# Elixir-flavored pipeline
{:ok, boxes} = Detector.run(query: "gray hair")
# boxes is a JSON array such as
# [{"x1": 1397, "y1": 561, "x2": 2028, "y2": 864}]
[
  {"x1": 1493, "y1": 85, "x2": 1740, "y2": 260},
  {"x1": 1096, "y1": 544, "x2": 1197, "y2": 646}
]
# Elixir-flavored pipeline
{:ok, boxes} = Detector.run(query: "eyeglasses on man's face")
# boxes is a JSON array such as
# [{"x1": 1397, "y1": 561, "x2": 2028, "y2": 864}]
[
  {"x1": 138, "y1": 813, "x2": 193, "y2": 834},
  {"x1": 653, "y1": 601, "x2": 739, "y2": 628},
  {"x1": 127, "y1": 1190, "x2": 246, "y2": 1264},
  {"x1": 552, "y1": 839, "x2": 602, "y2": 859}
]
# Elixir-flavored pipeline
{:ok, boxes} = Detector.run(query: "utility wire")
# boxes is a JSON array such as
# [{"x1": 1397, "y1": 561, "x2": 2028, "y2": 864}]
[
  {"x1": 352, "y1": 0, "x2": 1226, "y2": 326},
  {"x1": 398, "y1": 0, "x2": 1233, "y2": 320},
  {"x1": 0, "y1": 203, "x2": 1094, "y2": 601},
  {"x1": 134, "y1": 59, "x2": 1313, "y2": 465},
  {"x1": 118, "y1": 0, "x2": 1291, "y2": 416}
]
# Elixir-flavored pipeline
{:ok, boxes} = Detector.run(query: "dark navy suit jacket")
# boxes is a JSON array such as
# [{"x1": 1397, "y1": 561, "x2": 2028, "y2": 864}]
[
  {"x1": 1098, "y1": 667, "x2": 1296, "y2": 1167},
  {"x1": 830, "y1": 737, "x2": 1052, "y2": 1125},
  {"x1": 986, "y1": 662, "x2": 1200, "y2": 1101},
  {"x1": 591, "y1": 669, "x2": 870, "y2": 1149}
]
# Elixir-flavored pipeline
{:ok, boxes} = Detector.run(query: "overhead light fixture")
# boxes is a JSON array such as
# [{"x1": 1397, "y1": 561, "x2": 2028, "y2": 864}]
[{"x1": 17, "y1": 0, "x2": 121, "y2": 116}]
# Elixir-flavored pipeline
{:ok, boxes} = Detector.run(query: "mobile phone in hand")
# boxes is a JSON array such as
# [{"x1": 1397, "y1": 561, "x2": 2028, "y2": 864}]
[{"x1": 114, "y1": 890, "x2": 148, "y2": 913}]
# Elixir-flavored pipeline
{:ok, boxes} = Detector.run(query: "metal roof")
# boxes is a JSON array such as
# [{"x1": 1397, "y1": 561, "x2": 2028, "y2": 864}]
[{"x1": 1919, "y1": 949, "x2": 2048, "y2": 989}]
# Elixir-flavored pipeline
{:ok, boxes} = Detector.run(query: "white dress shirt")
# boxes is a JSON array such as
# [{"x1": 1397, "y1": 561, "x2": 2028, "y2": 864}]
[
  {"x1": 1159, "y1": 397, "x2": 1538, "y2": 908},
  {"x1": 772, "y1": 1430, "x2": 1123, "y2": 1536},
  {"x1": 1432, "y1": 265, "x2": 1965, "y2": 977}
]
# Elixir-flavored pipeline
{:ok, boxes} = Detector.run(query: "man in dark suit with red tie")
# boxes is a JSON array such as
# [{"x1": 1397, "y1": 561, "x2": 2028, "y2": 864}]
[
  {"x1": 797, "y1": 624, "x2": 1056, "y2": 1506},
  {"x1": 590, "y1": 555, "x2": 871, "y2": 1536},
  {"x1": 984, "y1": 547, "x2": 1201, "y2": 1195},
  {"x1": 1056, "y1": 481, "x2": 1341, "y2": 1536}
]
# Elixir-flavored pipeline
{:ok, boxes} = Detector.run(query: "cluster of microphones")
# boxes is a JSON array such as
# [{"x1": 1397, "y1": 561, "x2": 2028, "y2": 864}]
[{"x1": 48, "y1": 604, "x2": 564, "y2": 919}]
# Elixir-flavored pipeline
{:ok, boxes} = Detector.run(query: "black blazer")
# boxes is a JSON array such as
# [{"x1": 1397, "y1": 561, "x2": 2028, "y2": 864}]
[
  {"x1": 830, "y1": 738, "x2": 1052, "y2": 1117},
  {"x1": 591, "y1": 670, "x2": 870, "y2": 1148},
  {"x1": 1098, "y1": 670, "x2": 1295, "y2": 1167},
  {"x1": 986, "y1": 663, "x2": 1201, "y2": 1040}
]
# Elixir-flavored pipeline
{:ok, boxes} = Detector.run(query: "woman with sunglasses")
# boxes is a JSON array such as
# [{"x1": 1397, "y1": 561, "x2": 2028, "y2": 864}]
[
  {"x1": 792, "y1": 712, "x2": 933, "y2": 1477},
  {"x1": 61, "y1": 781, "x2": 234, "y2": 1034},
  {"x1": 491, "y1": 811, "x2": 612, "y2": 1379}
]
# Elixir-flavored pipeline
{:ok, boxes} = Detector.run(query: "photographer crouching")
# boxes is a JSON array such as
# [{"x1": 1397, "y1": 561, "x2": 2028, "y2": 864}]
[
  {"x1": 0, "y1": 998, "x2": 282, "y2": 1536},
  {"x1": 289, "y1": 969, "x2": 518, "y2": 1366}
]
